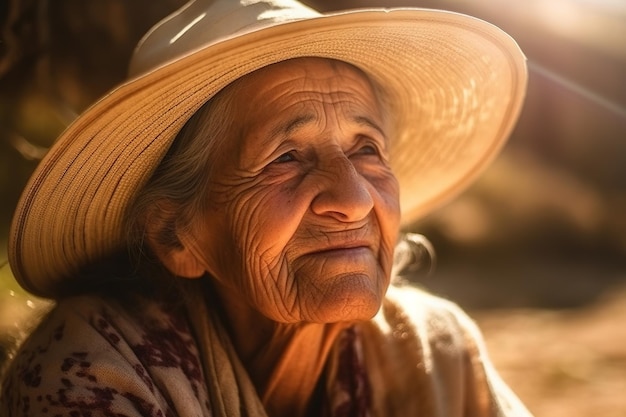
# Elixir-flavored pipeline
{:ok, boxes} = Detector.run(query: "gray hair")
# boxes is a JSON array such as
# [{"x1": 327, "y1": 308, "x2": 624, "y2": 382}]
[{"x1": 125, "y1": 78, "x2": 243, "y2": 257}]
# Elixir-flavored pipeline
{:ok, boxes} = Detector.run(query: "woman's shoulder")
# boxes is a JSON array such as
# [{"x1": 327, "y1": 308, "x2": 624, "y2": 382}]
[
  {"x1": 17, "y1": 293, "x2": 197, "y2": 360},
  {"x1": 1, "y1": 293, "x2": 209, "y2": 417},
  {"x1": 364, "y1": 284, "x2": 533, "y2": 417},
  {"x1": 370, "y1": 283, "x2": 492, "y2": 367},
  {"x1": 381, "y1": 283, "x2": 480, "y2": 337}
]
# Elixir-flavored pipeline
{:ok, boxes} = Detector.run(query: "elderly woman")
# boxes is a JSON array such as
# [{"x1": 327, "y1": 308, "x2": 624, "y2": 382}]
[{"x1": 1, "y1": 0, "x2": 530, "y2": 416}]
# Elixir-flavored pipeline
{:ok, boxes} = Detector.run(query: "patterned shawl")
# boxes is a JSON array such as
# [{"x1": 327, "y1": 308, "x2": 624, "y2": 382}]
[{"x1": 1, "y1": 284, "x2": 532, "y2": 417}]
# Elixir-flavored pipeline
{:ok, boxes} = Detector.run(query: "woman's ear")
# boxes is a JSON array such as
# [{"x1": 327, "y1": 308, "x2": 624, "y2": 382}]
[{"x1": 143, "y1": 202, "x2": 206, "y2": 279}]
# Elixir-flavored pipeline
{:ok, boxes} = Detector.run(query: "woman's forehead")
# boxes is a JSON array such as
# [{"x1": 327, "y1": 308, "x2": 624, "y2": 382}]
[
  {"x1": 238, "y1": 60, "x2": 383, "y2": 134},
  {"x1": 238, "y1": 57, "x2": 375, "y2": 95}
]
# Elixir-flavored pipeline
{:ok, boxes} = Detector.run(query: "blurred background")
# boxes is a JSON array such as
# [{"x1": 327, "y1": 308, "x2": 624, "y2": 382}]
[{"x1": 1, "y1": 0, "x2": 625, "y2": 415}]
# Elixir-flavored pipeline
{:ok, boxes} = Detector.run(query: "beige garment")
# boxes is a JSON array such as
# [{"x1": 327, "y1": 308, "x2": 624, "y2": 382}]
[
  {"x1": 361, "y1": 285, "x2": 531, "y2": 416},
  {"x1": 1, "y1": 284, "x2": 532, "y2": 416}
]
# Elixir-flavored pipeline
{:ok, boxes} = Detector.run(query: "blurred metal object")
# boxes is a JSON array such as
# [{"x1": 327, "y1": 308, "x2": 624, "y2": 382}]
[
  {"x1": 6, "y1": 130, "x2": 49, "y2": 161},
  {"x1": 392, "y1": 233, "x2": 436, "y2": 279}
]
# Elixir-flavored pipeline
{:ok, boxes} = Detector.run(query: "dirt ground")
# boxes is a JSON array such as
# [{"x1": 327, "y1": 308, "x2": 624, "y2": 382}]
[{"x1": 473, "y1": 286, "x2": 626, "y2": 417}]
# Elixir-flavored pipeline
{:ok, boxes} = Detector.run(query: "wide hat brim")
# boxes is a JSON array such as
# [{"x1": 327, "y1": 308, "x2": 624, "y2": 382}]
[{"x1": 9, "y1": 8, "x2": 527, "y2": 297}]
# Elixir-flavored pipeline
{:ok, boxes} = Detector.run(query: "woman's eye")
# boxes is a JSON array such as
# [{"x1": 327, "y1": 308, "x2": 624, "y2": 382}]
[
  {"x1": 273, "y1": 151, "x2": 296, "y2": 164},
  {"x1": 356, "y1": 144, "x2": 379, "y2": 156}
]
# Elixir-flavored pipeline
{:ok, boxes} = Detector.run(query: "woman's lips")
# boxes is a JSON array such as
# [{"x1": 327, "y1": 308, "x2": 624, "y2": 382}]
[{"x1": 305, "y1": 242, "x2": 372, "y2": 257}]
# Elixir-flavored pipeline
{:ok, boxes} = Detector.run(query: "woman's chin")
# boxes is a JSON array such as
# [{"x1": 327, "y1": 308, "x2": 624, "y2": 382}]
[{"x1": 301, "y1": 274, "x2": 387, "y2": 323}]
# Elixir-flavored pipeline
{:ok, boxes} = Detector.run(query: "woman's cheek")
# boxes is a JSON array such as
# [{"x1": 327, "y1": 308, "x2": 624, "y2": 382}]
[
  {"x1": 229, "y1": 188, "x2": 300, "y2": 275},
  {"x1": 373, "y1": 175, "x2": 401, "y2": 274}
]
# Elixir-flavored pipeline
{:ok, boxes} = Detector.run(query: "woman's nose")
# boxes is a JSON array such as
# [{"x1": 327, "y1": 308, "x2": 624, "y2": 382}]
[{"x1": 310, "y1": 154, "x2": 374, "y2": 222}]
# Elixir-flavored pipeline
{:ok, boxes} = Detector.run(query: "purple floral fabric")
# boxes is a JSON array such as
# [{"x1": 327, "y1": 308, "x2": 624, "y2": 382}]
[
  {"x1": 324, "y1": 327, "x2": 371, "y2": 417},
  {"x1": 1, "y1": 295, "x2": 375, "y2": 417},
  {"x1": 1, "y1": 296, "x2": 210, "y2": 416}
]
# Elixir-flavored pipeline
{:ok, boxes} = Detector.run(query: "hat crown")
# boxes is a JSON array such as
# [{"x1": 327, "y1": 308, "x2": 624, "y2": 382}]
[{"x1": 128, "y1": 0, "x2": 319, "y2": 76}]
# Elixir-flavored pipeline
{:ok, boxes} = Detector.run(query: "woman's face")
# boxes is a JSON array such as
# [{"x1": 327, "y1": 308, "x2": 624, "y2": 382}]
[{"x1": 185, "y1": 58, "x2": 400, "y2": 323}]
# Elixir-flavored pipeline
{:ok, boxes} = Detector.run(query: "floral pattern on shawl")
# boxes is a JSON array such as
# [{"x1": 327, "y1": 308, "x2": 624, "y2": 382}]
[
  {"x1": 325, "y1": 326, "x2": 372, "y2": 417},
  {"x1": 1, "y1": 295, "x2": 377, "y2": 417},
  {"x1": 1, "y1": 296, "x2": 210, "y2": 417}
]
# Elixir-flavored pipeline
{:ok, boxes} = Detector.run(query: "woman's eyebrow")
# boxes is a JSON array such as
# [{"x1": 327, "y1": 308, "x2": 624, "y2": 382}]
[
  {"x1": 264, "y1": 113, "x2": 386, "y2": 145},
  {"x1": 353, "y1": 115, "x2": 387, "y2": 141},
  {"x1": 268, "y1": 114, "x2": 316, "y2": 141}
]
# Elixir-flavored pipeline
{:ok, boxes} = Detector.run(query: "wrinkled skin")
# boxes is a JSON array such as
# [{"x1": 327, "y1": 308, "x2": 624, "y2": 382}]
[{"x1": 176, "y1": 58, "x2": 401, "y2": 324}]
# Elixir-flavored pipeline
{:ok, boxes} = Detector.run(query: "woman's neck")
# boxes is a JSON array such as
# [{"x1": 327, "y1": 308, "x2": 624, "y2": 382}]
[{"x1": 213, "y1": 283, "x2": 348, "y2": 417}]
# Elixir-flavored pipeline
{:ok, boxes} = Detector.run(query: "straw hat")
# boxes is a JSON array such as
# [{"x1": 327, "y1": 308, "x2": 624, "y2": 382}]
[{"x1": 9, "y1": 0, "x2": 527, "y2": 297}]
